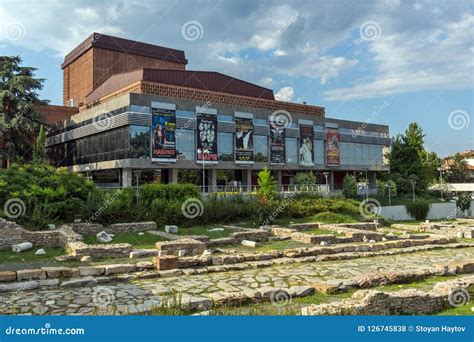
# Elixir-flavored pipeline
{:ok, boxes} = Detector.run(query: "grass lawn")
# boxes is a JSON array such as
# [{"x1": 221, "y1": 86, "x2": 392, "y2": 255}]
[
  {"x1": 304, "y1": 228, "x2": 345, "y2": 236},
  {"x1": 273, "y1": 213, "x2": 358, "y2": 227},
  {"x1": 176, "y1": 226, "x2": 236, "y2": 239},
  {"x1": 437, "y1": 300, "x2": 474, "y2": 315},
  {"x1": 391, "y1": 219, "x2": 457, "y2": 226},
  {"x1": 83, "y1": 231, "x2": 168, "y2": 249},
  {"x1": 375, "y1": 194, "x2": 445, "y2": 206},
  {"x1": 0, "y1": 246, "x2": 66, "y2": 265},
  {"x1": 222, "y1": 239, "x2": 309, "y2": 253}
]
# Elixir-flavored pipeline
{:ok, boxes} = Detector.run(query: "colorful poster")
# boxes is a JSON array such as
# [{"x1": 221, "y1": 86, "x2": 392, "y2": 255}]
[
  {"x1": 151, "y1": 108, "x2": 176, "y2": 162},
  {"x1": 326, "y1": 128, "x2": 340, "y2": 166},
  {"x1": 299, "y1": 125, "x2": 314, "y2": 166},
  {"x1": 235, "y1": 117, "x2": 254, "y2": 164},
  {"x1": 196, "y1": 113, "x2": 218, "y2": 163},
  {"x1": 269, "y1": 123, "x2": 286, "y2": 165}
]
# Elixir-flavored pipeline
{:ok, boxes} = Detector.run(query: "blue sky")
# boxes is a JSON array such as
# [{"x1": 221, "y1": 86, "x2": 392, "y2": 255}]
[{"x1": 0, "y1": 0, "x2": 472, "y2": 157}]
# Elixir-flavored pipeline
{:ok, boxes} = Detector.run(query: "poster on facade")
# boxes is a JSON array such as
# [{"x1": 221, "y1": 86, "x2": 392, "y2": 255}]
[
  {"x1": 326, "y1": 128, "x2": 340, "y2": 166},
  {"x1": 299, "y1": 125, "x2": 314, "y2": 166},
  {"x1": 235, "y1": 117, "x2": 254, "y2": 164},
  {"x1": 196, "y1": 113, "x2": 218, "y2": 163},
  {"x1": 151, "y1": 108, "x2": 176, "y2": 162},
  {"x1": 269, "y1": 123, "x2": 286, "y2": 165}
]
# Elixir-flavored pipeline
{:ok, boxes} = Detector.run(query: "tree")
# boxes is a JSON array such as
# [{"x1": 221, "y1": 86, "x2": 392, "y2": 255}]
[
  {"x1": 0, "y1": 56, "x2": 47, "y2": 168},
  {"x1": 32, "y1": 124, "x2": 46, "y2": 164},
  {"x1": 294, "y1": 171, "x2": 316, "y2": 186},
  {"x1": 387, "y1": 122, "x2": 432, "y2": 193},
  {"x1": 446, "y1": 153, "x2": 469, "y2": 183},
  {"x1": 342, "y1": 175, "x2": 357, "y2": 198},
  {"x1": 257, "y1": 167, "x2": 277, "y2": 201}
]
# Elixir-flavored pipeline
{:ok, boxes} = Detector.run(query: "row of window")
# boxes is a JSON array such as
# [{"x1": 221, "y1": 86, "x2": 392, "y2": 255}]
[{"x1": 47, "y1": 125, "x2": 386, "y2": 167}]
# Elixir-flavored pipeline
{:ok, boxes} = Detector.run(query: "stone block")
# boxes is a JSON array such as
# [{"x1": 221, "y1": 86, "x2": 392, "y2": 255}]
[
  {"x1": 16, "y1": 269, "x2": 46, "y2": 281},
  {"x1": 312, "y1": 281, "x2": 339, "y2": 294},
  {"x1": 231, "y1": 229, "x2": 268, "y2": 242},
  {"x1": 155, "y1": 238, "x2": 205, "y2": 256},
  {"x1": 165, "y1": 225, "x2": 178, "y2": 234},
  {"x1": 41, "y1": 267, "x2": 80, "y2": 278},
  {"x1": 103, "y1": 264, "x2": 137, "y2": 275},
  {"x1": 0, "y1": 271, "x2": 16, "y2": 282},
  {"x1": 78, "y1": 266, "x2": 105, "y2": 277},
  {"x1": 61, "y1": 276, "x2": 98, "y2": 287},
  {"x1": 154, "y1": 255, "x2": 179, "y2": 271}
]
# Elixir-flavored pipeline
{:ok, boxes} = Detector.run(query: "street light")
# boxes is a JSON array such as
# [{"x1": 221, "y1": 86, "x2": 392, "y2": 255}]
[
  {"x1": 437, "y1": 167, "x2": 444, "y2": 201},
  {"x1": 323, "y1": 172, "x2": 330, "y2": 196},
  {"x1": 386, "y1": 183, "x2": 391, "y2": 206},
  {"x1": 198, "y1": 148, "x2": 209, "y2": 193},
  {"x1": 362, "y1": 167, "x2": 369, "y2": 201},
  {"x1": 410, "y1": 180, "x2": 417, "y2": 202}
]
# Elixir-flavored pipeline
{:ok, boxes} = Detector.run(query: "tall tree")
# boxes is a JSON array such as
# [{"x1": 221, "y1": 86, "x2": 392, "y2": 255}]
[
  {"x1": 32, "y1": 124, "x2": 46, "y2": 164},
  {"x1": 388, "y1": 122, "x2": 432, "y2": 193},
  {"x1": 0, "y1": 56, "x2": 47, "y2": 167}
]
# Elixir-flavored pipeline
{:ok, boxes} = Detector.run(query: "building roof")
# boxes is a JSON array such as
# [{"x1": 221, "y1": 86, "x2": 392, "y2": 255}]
[
  {"x1": 85, "y1": 69, "x2": 275, "y2": 103},
  {"x1": 62, "y1": 33, "x2": 187, "y2": 69}
]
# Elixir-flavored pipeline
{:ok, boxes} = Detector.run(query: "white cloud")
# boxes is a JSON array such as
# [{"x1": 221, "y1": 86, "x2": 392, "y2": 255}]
[
  {"x1": 259, "y1": 77, "x2": 274, "y2": 87},
  {"x1": 275, "y1": 86, "x2": 295, "y2": 102}
]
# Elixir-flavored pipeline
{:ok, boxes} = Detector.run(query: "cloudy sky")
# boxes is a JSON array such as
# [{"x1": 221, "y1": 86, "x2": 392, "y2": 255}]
[{"x1": 0, "y1": 0, "x2": 472, "y2": 156}]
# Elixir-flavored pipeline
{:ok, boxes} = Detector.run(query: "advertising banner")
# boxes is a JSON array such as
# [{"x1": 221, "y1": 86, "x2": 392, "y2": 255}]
[
  {"x1": 235, "y1": 117, "x2": 254, "y2": 164},
  {"x1": 269, "y1": 123, "x2": 286, "y2": 165},
  {"x1": 196, "y1": 113, "x2": 218, "y2": 163},
  {"x1": 299, "y1": 125, "x2": 314, "y2": 166},
  {"x1": 326, "y1": 128, "x2": 340, "y2": 166},
  {"x1": 151, "y1": 108, "x2": 176, "y2": 162}
]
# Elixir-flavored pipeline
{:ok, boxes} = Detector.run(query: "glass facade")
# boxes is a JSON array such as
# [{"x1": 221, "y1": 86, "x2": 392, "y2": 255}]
[
  {"x1": 314, "y1": 140, "x2": 324, "y2": 164},
  {"x1": 176, "y1": 129, "x2": 195, "y2": 160},
  {"x1": 130, "y1": 125, "x2": 150, "y2": 159},
  {"x1": 218, "y1": 132, "x2": 233, "y2": 161},
  {"x1": 340, "y1": 142, "x2": 383, "y2": 166},
  {"x1": 254, "y1": 135, "x2": 268, "y2": 162},
  {"x1": 285, "y1": 138, "x2": 298, "y2": 164}
]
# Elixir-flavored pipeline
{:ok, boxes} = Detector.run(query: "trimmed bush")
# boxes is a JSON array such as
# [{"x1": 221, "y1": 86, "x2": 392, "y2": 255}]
[
  {"x1": 342, "y1": 175, "x2": 357, "y2": 198},
  {"x1": 405, "y1": 201, "x2": 430, "y2": 220},
  {"x1": 140, "y1": 183, "x2": 199, "y2": 206}
]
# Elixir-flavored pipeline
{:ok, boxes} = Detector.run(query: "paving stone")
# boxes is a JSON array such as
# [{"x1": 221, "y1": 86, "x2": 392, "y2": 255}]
[
  {"x1": 103, "y1": 264, "x2": 136, "y2": 275},
  {"x1": 0, "y1": 271, "x2": 16, "y2": 282},
  {"x1": 78, "y1": 266, "x2": 105, "y2": 277},
  {"x1": 60, "y1": 277, "x2": 98, "y2": 287},
  {"x1": 16, "y1": 269, "x2": 46, "y2": 281},
  {"x1": 42, "y1": 267, "x2": 79, "y2": 278}
]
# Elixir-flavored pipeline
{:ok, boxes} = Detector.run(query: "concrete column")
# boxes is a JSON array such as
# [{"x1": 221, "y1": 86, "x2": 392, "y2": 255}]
[
  {"x1": 122, "y1": 168, "x2": 133, "y2": 188},
  {"x1": 242, "y1": 168, "x2": 252, "y2": 191},
  {"x1": 274, "y1": 170, "x2": 282, "y2": 191},
  {"x1": 209, "y1": 169, "x2": 217, "y2": 192},
  {"x1": 169, "y1": 168, "x2": 179, "y2": 184}
]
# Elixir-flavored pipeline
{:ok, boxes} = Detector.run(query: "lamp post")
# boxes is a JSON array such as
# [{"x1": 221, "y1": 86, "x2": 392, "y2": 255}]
[
  {"x1": 198, "y1": 148, "x2": 209, "y2": 193},
  {"x1": 134, "y1": 170, "x2": 142, "y2": 205},
  {"x1": 84, "y1": 166, "x2": 91, "y2": 181},
  {"x1": 410, "y1": 180, "x2": 417, "y2": 202},
  {"x1": 323, "y1": 172, "x2": 330, "y2": 196},
  {"x1": 437, "y1": 167, "x2": 444, "y2": 201}
]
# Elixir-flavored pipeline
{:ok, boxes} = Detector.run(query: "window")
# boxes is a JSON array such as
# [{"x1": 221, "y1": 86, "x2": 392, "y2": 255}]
[
  {"x1": 130, "y1": 125, "x2": 150, "y2": 159},
  {"x1": 314, "y1": 140, "x2": 324, "y2": 164},
  {"x1": 129, "y1": 105, "x2": 150, "y2": 113},
  {"x1": 176, "y1": 110, "x2": 195, "y2": 118},
  {"x1": 254, "y1": 135, "x2": 268, "y2": 162},
  {"x1": 218, "y1": 132, "x2": 233, "y2": 161},
  {"x1": 254, "y1": 118, "x2": 268, "y2": 126},
  {"x1": 286, "y1": 138, "x2": 298, "y2": 164},
  {"x1": 218, "y1": 114, "x2": 233, "y2": 122},
  {"x1": 177, "y1": 129, "x2": 195, "y2": 160}
]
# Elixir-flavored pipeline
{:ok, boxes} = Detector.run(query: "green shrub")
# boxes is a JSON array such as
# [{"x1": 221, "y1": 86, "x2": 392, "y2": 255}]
[
  {"x1": 342, "y1": 175, "x2": 357, "y2": 198},
  {"x1": 405, "y1": 201, "x2": 430, "y2": 220},
  {"x1": 294, "y1": 172, "x2": 316, "y2": 186},
  {"x1": 257, "y1": 168, "x2": 277, "y2": 201},
  {"x1": 312, "y1": 211, "x2": 355, "y2": 223},
  {"x1": 457, "y1": 192, "x2": 472, "y2": 212},
  {"x1": 140, "y1": 183, "x2": 199, "y2": 206},
  {"x1": 377, "y1": 180, "x2": 397, "y2": 197}
]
